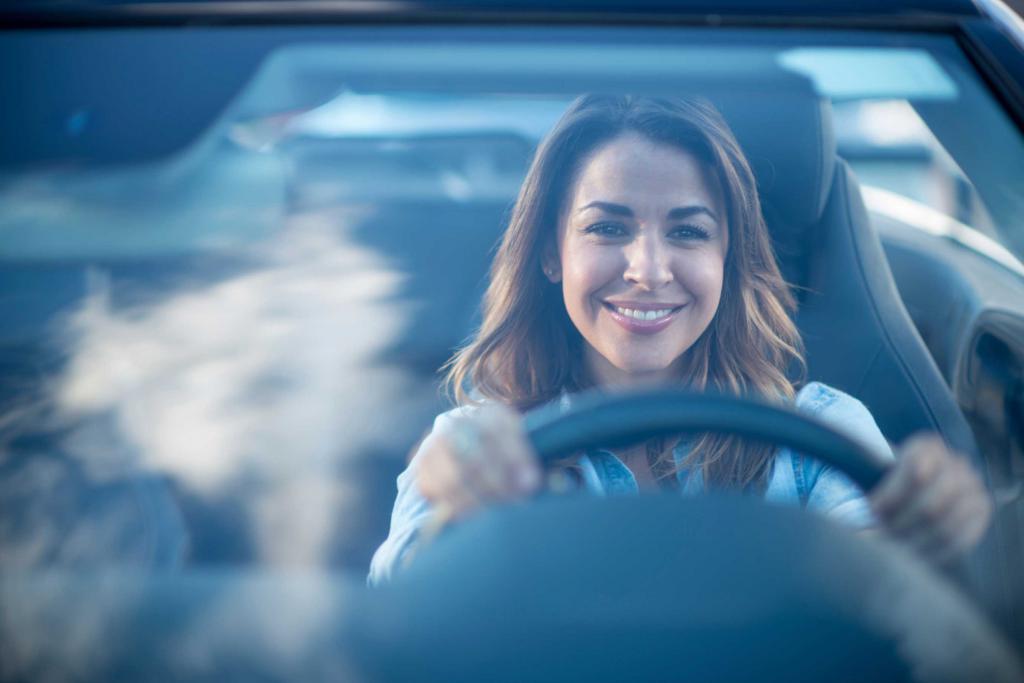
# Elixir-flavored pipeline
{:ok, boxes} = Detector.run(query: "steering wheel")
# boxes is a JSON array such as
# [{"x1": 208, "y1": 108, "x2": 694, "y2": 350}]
[
  {"x1": 356, "y1": 389, "x2": 1021, "y2": 683},
  {"x1": 522, "y1": 387, "x2": 891, "y2": 490}
]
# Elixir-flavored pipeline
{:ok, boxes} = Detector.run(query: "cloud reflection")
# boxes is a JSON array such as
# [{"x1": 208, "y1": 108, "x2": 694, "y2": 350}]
[
  {"x1": 11, "y1": 214, "x2": 428, "y2": 568},
  {"x1": 1, "y1": 570, "x2": 364, "y2": 682},
  {"x1": 1, "y1": 211, "x2": 427, "y2": 678}
]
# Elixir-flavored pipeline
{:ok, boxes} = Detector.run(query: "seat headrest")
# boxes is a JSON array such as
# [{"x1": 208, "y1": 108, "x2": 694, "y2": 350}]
[{"x1": 709, "y1": 86, "x2": 837, "y2": 232}]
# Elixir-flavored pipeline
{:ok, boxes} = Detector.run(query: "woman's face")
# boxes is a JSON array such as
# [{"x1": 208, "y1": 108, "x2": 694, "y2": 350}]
[{"x1": 549, "y1": 132, "x2": 728, "y2": 387}]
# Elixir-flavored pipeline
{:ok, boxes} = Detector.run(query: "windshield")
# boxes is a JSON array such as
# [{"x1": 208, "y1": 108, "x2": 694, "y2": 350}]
[
  {"x1": 3, "y1": 19, "x2": 1023, "y2": 559},
  {"x1": 2, "y1": 22, "x2": 1024, "y2": 678}
]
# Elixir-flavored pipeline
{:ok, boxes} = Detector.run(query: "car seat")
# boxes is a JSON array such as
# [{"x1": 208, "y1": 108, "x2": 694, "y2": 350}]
[
  {"x1": 712, "y1": 82, "x2": 997, "y2": 600},
  {"x1": 711, "y1": 84, "x2": 982, "y2": 469}
]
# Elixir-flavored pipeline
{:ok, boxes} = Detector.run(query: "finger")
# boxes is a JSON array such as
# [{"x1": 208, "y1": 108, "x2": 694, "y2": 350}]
[
  {"x1": 466, "y1": 449, "x2": 511, "y2": 499},
  {"x1": 869, "y1": 435, "x2": 930, "y2": 516},
  {"x1": 446, "y1": 424, "x2": 503, "y2": 497},
  {"x1": 904, "y1": 490, "x2": 972, "y2": 556},
  {"x1": 911, "y1": 493, "x2": 991, "y2": 565},
  {"x1": 419, "y1": 439, "x2": 483, "y2": 516},
  {"x1": 476, "y1": 405, "x2": 541, "y2": 495},
  {"x1": 484, "y1": 436, "x2": 537, "y2": 498},
  {"x1": 503, "y1": 426, "x2": 542, "y2": 494},
  {"x1": 898, "y1": 459, "x2": 989, "y2": 559},
  {"x1": 442, "y1": 413, "x2": 521, "y2": 505},
  {"x1": 446, "y1": 414, "x2": 523, "y2": 501},
  {"x1": 884, "y1": 455, "x2": 967, "y2": 537},
  {"x1": 467, "y1": 411, "x2": 523, "y2": 497},
  {"x1": 870, "y1": 434, "x2": 946, "y2": 519},
  {"x1": 440, "y1": 445, "x2": 490, "y2": 516}
]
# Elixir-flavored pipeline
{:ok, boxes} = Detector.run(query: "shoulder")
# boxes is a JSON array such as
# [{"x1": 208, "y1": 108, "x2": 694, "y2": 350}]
[
  {"x1": 773, "y1": 382, "x2": 893, "y2": 528},
  {"x1": 792, "y1": 382, "x2": 894, "y2": 461},
  {"x1": 794, "y1": 381, "x2": 854, "y2": 416}
]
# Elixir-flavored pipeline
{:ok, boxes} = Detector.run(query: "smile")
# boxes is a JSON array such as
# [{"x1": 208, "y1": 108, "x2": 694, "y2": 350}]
[
  {"x1": 613, "y1": 306, "x2": 676, "y2": 321},
  {"x1": 603, "y1": 302, "x2": 685, "y2": 334}
]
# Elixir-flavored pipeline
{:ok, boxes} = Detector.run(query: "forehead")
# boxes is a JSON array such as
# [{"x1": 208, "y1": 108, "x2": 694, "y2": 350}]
[{"x1": 567, "y1": 133, "x2": 723, "y2": 213}]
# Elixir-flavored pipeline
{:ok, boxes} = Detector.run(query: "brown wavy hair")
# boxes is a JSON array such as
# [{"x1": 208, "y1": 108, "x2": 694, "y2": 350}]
[{"x1": 444, "y1": 94, "x2": 805, "y2": 491}]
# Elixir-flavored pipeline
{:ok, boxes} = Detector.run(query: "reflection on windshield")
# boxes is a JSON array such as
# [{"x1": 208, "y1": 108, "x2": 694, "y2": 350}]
[
  {"x1": 1, "y1": 571, "x2": 363, "y2": 681},
  {"x1": 1, "y1": 216, "x2": 437, "y2": 569},
  {"x1": 0, "y1": 205, "x2": 454, "y2": 679}
]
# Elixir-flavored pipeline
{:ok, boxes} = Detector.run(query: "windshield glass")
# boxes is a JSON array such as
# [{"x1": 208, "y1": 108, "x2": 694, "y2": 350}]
[
  {"x1": 2, "y1": 25, "x2": 1024, "y2": 674},
  {"x1": 2, "y1": 15, "x2": 1024, "y2": 589},
  {"x1": 3, "y1": 22, "x2": 1023, "y2": 563}
]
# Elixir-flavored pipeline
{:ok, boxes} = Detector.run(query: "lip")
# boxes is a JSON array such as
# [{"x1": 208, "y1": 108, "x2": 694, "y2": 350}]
[
  {"x1": 604, "y1": 301, "x2": 686, "y2": 311},
  {"x1": 603, "y1": 301, "x2": 685, "y2": 335}
]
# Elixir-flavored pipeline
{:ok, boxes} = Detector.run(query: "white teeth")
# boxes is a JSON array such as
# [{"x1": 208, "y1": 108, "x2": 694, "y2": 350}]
[{"x1": 614, "y1": 306, "x2": 673, "y2": 321}]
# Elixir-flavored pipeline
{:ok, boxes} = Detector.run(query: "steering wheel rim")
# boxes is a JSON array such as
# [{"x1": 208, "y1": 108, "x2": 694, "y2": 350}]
[{"x1": 522, "y1": 388, "x2": 892, "y2": 492}]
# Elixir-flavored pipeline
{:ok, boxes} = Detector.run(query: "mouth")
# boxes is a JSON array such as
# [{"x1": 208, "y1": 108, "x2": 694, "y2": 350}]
[{"x1": 603, "y1": 302, "x2": 685, "y2": 334}]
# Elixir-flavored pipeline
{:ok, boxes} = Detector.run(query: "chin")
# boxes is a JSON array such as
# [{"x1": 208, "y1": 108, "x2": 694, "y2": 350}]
[{"x1": 611, "y1": 356, "x2": 680, "y2": 380}]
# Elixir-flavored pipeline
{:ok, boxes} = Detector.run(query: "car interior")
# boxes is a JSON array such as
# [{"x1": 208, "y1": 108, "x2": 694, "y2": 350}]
[{"x1": 274, "y1": 58, "x2": 1019, "y2": 620}]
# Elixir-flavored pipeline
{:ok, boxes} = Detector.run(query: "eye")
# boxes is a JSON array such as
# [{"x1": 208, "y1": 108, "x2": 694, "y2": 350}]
[
  {"x1": 582, "y1": 222, "x2": 628, "y2": 238},
  {"x1": 669, "y1": 224, "x2": 711, "y2": 241}
]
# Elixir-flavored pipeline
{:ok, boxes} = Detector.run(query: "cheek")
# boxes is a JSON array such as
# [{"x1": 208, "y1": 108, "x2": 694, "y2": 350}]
[
  {"x1": 561, "y1": 245, "x2": 621, "y2": 304},
  {"x1": 680, "y1": 251, "x2": 726, "y2": 303}
]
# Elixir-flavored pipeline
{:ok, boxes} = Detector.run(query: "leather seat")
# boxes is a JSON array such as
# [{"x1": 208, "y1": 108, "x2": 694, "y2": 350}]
[
  {"x1": 715, "y1": 83, "x2": 1000, "y2": 597},
  {"x1": 712, "y1": 84, "x2": 982, "y2": 469}
]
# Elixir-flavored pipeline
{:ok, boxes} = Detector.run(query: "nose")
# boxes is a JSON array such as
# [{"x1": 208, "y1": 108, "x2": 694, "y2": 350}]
[{"x1": 623, "y1": 233, "x2": 673, "y2": 290}]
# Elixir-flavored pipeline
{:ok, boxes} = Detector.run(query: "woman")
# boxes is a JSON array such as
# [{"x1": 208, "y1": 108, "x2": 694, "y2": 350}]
[{"x1": 368, "y1": 95, "x2": 991, "y2": 585}]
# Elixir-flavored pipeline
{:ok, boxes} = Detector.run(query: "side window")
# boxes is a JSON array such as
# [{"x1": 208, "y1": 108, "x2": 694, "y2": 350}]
[{"x1": 835, "y1": 99, "x2": 996, "y2": 239}]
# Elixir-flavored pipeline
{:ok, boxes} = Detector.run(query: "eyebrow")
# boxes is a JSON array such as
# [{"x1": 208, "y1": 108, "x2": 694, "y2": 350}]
[{"x1": 578, "y1": 201, "x2": 719, "y2": 223}]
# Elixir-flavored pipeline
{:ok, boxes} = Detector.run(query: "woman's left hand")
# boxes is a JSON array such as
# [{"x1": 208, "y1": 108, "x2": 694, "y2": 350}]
[{"x1": 869, "y1": 433, "x2": 993, "y2": 566}]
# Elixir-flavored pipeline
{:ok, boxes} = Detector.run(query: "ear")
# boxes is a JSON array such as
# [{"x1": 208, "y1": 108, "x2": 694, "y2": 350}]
[{"x1": 541, "y1": 248, "x2": 562, "y2": 283}]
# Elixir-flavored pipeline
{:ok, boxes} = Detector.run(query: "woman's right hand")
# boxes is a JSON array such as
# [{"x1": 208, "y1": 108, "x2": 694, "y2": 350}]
[{"x1": 416, "y1": 403, "x2": 543, "y2": 521}]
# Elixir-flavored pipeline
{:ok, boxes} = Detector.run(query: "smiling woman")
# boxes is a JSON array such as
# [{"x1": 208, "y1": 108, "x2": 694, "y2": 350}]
[
  {"x1": 369, "y1": 94, "x2": 992, "y2": 584},
  {"x1": 445, "y1": 95, "x2": 801, "y2": 494}
]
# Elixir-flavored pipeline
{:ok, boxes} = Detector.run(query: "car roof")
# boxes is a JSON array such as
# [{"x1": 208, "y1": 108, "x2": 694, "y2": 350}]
[{"x1": 0, "y1": 0, "x2": 984, "y2": 28}]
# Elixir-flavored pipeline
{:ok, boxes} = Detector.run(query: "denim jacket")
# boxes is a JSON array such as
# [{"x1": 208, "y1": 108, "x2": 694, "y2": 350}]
[{"x1": 368, "y1": 382, "x2": 894, "y2": 586}]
